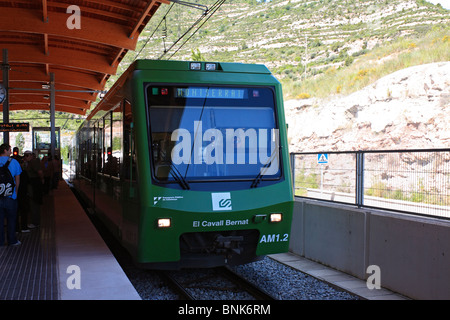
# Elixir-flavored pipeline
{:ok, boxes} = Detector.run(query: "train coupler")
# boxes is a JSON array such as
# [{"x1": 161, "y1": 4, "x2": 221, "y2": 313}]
[{"x1": 214, "y1": 235, "x2": 244, "y2": 255}]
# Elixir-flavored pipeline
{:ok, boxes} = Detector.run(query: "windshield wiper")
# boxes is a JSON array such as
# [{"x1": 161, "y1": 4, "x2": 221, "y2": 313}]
[
  {"x1": 160, "y1": 160, "x2": 190, "y2": 190},
  {"x1": 169, "y1": 161, "x2": 190, "y2": 190},
  {"x1": 250, "y1": 148, "x2": 279, "y2": 188}
]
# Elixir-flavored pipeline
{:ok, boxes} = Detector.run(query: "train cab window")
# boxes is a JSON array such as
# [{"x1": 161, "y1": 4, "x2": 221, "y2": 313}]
[{"x1": 147, "y1": 85, "x2": 281, "y2": 185}]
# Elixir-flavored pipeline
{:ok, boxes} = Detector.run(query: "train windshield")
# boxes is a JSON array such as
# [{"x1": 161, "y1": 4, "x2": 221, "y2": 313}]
[{"x1": 147, "y1": 85, "x2": 281, "y2": 183}]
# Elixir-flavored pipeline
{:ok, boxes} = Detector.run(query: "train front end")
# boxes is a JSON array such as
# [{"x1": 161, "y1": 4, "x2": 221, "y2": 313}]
[{"x1": 132, "y1": 60, "x2": 293, "y2": 269}]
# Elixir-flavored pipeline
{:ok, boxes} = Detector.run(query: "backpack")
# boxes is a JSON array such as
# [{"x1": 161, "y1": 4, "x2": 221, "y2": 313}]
[{"x1": 0, "y1": 158, "x2": 15, "y2": 197}]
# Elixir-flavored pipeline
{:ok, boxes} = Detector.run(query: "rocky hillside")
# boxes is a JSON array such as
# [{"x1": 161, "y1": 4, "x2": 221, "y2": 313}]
[
  {"x1": 132, "y1": 0, "x2": 449, "y2": 84},
  {"x1": 285, "y1": 61, "x2": 450, "y2": 152}
]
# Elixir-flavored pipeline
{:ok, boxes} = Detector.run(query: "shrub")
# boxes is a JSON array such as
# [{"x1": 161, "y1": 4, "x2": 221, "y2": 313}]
[{"x1": 297, "y1": 92, "x2": 311, "y2": 99}]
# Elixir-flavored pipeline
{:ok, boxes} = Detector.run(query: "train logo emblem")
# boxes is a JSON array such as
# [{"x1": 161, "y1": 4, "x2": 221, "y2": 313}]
[
  {"x1": 153, "y1": 196, "x2": 183, "y2": 205},
  {"x1": 212, "y1": 192, "x2": 232, "y2": 211},
  {"x1": 219, "y1": 198, "x2": 232, "y2": 209}
]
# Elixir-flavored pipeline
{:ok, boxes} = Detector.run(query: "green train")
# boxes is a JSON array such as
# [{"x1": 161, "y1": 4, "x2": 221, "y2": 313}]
[{"x1": 69, "y1": 60, "x2": 293, "y2": 269}]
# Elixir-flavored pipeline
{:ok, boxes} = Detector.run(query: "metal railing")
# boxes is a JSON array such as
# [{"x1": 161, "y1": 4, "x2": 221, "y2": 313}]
[{"x1": 290, "y1": 149, "x2": 450, "y2": 219}]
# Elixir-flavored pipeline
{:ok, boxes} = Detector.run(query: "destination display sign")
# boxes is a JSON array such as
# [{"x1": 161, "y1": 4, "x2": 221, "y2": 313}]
[
  {"x1": 0, "y1": 123, "x2": 30, "y2": 132},
  {"x1": 175, "y1": 87, "x2": 247, "y2": 99}
]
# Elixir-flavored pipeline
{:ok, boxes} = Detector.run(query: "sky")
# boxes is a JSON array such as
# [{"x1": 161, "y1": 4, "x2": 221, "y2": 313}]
[{"x1": 426, "y1": 0, "x2": 450, "y2": 9}]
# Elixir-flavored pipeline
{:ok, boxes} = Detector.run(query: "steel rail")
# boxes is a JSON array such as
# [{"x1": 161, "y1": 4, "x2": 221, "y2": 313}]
[
  {"x1": 218, "y1": 267, "x2": 277, "y2": 300},
  {"x1": 158, "y1": 271, "x2": 196, "y2": 300}
]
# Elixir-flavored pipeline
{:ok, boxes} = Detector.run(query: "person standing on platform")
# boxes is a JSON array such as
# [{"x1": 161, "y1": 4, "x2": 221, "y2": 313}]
[
  {"x1": 52, "y1": 155, "x2": 61, "y2": 190},
  {"x1": 0, "y1": 144, "x2": 22, "y2": 247},
  {"x1": 41, "y1": 155, "x2": 54, "y2": 195},
  {"x1": 17, "y1": 151, "x2": 31, "y2": 233},
  {"x1": 24, "y1": 151, "x2": 43, "y2": 229}
]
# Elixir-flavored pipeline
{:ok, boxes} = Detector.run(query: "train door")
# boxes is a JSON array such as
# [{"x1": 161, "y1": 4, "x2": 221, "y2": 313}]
[
  {"x1": 94, "y1": 109, "x2": 124, "y2": 238},
  {"x1": 92, "y1": 121, "x2": 103, "y2": 210},
  {"x1": 122, "y1": 99, "x2": 140, "y2": 252},
  {"x1": 83, "y1": 126, "x2": 96, "y2": 207}
]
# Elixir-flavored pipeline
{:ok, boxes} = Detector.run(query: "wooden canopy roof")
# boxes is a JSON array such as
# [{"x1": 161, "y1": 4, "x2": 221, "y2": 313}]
[{"x1": 0, "y1": 0, "x2": 168, "y2": 115}]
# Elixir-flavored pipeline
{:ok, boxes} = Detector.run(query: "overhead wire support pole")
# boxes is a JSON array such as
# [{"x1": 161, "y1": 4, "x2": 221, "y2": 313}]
[
  {"x1": 2, "y1": 49, "x2": 9, "y2": 145},
  {"x1": 356, "y1": 151, "x2": 364, "y2": 208},
  {"x1": 50, "y1": 72, "x2": 56, "y2": 159}
]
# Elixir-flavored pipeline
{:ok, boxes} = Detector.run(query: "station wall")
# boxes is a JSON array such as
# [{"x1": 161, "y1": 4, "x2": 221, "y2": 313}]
[{"x1": 289, "y1": 198, "x2": 450, "y2": 300}]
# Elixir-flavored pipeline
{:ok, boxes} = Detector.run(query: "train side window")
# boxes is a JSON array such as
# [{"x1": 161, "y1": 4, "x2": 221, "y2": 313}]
[
  {"x1": 77, "y1": 131, "x2": 83, "y2": 177},
  {"x1": 103, "y1": 112, "x2": 121, "y2": 177},
  {"x1": 123, "y1": 99, "x2": 137, "y2": 182},
  {"x1": 95, "y1": 120, "x2": 104, "y2": 173},
  {"x1": 79, "y1": 126, "x2": 94, "y2": 180},
  {"x1": 111, "y1": 105, "x2": 123, "y2": 177},
  {"x1": 103, "y1": 113, "x2": 111, "y2": 174}
]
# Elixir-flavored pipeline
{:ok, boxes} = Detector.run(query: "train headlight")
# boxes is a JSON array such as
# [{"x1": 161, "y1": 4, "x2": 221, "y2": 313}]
[
  {"x1": 157, "y1": 218, "x2": 171, "y2": 228},
  {"x1": 205, "y1": 63, "x2": 217, "y2": 71},
  {"x1": 269, "y1": 213, "x2": 283, "y2": 223},
  {"x1": 190, "y1": 62, "x2": 202, "y2": 70}
]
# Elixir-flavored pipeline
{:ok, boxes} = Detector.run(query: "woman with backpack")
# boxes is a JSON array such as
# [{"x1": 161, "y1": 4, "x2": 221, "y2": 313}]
[{"x1": 0, "y1": 143, "x2": 22, "y2": 247}]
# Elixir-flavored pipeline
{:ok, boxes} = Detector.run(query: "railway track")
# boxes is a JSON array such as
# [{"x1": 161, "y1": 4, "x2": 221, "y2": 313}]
[{"x1": 159, "y1": 267, "x2": 276, "y2": 300}]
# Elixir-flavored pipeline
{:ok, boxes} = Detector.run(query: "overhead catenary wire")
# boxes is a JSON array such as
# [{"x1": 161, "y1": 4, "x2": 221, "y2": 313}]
[
  {"x1": 170, "y1": 0, "x2": 209, "y2": 12},
  {"x1": 133, "y1": 3, "x2": 175, "y2": 61},
  {"x1": 163, "y1": 0, "x2": 227, "y2": 60},
  {"x1": 133, "y1": 0, "x2": 226, "y2": 62}
]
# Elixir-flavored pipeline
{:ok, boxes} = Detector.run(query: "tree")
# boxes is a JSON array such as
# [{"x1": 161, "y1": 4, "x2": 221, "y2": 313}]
[{"x1": 15, "y1": 132, "x2": 25, "y2": 154}]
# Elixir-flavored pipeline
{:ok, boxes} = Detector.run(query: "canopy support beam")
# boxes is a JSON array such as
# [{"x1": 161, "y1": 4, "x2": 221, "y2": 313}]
[{"x1": 2, "y1": 48, "x2": 9, "y2": 145}]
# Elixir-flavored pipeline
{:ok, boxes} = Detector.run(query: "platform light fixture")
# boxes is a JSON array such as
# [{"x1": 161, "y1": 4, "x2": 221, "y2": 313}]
[{"x1": 157, "y1": 218, "x2": 171, "y2": 228}]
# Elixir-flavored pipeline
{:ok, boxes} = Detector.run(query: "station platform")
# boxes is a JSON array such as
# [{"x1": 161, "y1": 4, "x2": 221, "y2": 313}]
[{"x1": 0, "y1": 181, "x2": 141, "y2": 300}]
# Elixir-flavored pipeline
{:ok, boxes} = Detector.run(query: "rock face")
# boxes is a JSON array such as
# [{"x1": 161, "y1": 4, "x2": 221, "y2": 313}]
[{"x1": 285, "y1": 62, "x2": 450, "y2": 152}]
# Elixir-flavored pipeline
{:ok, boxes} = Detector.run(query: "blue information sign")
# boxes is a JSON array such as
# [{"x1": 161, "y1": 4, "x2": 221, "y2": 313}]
[{"x1": 318, "y1": 153, "x2": 328, "y2": 164}]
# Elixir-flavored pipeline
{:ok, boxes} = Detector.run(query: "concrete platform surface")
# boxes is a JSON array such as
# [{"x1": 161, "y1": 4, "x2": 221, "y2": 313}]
[{"x1": 54, "y1": 183, "x2": 141, "y2": 300}]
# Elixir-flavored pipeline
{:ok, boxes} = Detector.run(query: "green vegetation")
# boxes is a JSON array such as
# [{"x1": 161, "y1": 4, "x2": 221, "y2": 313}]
[
  {"x1": 294, "y1": 167, "x2": 319, "y2": 196},
  {"x1": 365, "y1": 178, "x2": 449, "y2": 206},
  {"x1": 289, "y1": 25, "x2": 450, "y2": 99}
]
